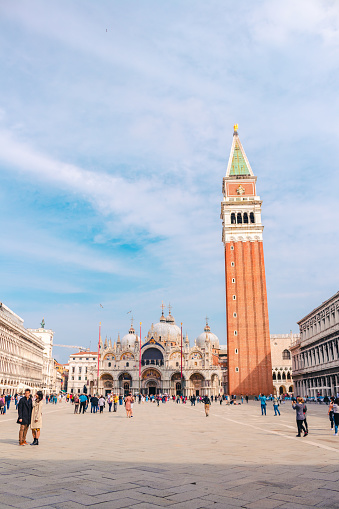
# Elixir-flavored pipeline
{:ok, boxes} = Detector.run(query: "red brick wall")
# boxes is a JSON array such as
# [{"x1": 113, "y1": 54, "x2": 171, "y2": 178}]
[{"x1": 225, "y1": 241, "x2": 273, "y2": 395}]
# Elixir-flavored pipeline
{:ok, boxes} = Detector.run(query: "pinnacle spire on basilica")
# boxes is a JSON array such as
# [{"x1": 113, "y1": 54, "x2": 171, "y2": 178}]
[
  {"x1": 160, "y1": 301, "x2": 166, "y2": 322},
  {"x1": 226, "y1": 125, "x2": 254, "y2": 177}
]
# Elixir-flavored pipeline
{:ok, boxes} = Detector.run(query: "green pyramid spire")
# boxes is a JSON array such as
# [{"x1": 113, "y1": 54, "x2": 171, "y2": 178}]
[{"x1": 229, "y1": 140, "x2": 251, "y2": 176}]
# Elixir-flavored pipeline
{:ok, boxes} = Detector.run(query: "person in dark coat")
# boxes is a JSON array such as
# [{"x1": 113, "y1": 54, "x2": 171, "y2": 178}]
[{"x1": 17, "y1": 388, "x2": 33, "y2": 446}]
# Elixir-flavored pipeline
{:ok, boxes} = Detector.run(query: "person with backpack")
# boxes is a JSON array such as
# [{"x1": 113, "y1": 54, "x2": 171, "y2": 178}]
[{"x1": 203, "y1": 395, "x2": 211, "y2": 416}]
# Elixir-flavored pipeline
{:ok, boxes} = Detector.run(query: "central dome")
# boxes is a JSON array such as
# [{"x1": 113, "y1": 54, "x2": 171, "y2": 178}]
[{"x1": 151, "y1": 310, "x2": 181, "y2": 342}]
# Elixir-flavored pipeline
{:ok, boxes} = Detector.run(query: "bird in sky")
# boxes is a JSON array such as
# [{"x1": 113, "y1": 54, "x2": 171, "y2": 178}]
[
  {"x1": 127, "y1": 310, "x2": 132, "y2": 314},
  {"x1": 100, "y1": 304, "x2": 104, "y2": 308}
]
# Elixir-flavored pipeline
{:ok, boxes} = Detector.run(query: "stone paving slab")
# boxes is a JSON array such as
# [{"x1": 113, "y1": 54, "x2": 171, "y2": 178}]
[{"x1": 0, "y1": 401, "x2": 339, "y2": 508}]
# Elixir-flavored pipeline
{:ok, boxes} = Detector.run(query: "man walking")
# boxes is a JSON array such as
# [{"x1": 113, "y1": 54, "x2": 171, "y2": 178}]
[
  {"x1": 79, "y1": 393, "x2": 87, "y2": 414},
  {"x1": 273, "y1": 395, "x2": 280, "y2": 416},
  {"x1": 259, "y1": 393, "x2": 267, "y2": 415},
  {"x1": 17, "y1": 388, "x2": 32, "y2": 446},
  {"x1": 90, "y1": 395, "x2": 98, "y2": 413},
  {"x1": 203, "y1": 395, "x2": 211, "y2": 416},
  {"x1": 113, "y1": 393, "x2": 118, "y2": 412}
]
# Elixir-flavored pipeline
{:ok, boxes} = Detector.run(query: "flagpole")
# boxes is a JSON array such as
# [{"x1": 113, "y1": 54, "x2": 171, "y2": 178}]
[
  {"x1": 139, "y1": 322, "x2": 142, "y2": 394},
  {"x1": 180, "y1": 322, "x2": 183, "y2": 382},
  {"x1": 97, "y1": 322, "x2": 101, "y2": 395}
]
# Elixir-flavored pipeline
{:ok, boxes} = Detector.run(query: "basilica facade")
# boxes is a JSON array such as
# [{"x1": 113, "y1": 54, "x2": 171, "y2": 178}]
[{"x1": 83, "y1": 308, "x2": 222, "y2": 397}]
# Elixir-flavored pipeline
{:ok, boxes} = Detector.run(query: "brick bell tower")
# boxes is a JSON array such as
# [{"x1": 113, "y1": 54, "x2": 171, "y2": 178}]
[{"x1": 221, "y1": 125, "x2": 273, "y2": 396}]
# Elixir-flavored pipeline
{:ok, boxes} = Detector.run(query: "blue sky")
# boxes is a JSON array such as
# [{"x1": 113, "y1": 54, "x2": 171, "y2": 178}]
[{"x1": 1, "y1": 0, "x2": 339, "y2": 363}]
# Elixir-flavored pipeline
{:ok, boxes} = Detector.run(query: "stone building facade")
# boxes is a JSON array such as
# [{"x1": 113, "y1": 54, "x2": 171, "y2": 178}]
[
  {"x1": 270, "y1": 333, "x2": 296, "y2": 395},
  {"x1": 69, "y1": 308, "x2": 223, "y2": 397},
  {"x1": 0, "y1": 303, "x2": 44, "y2": 394},
  {"x1": 291, "y1": 291, "x2": 339, "y2": 398},
  {"x1": 68, "y1": 352, "x2": 98, "y2": 394},
  {"x1": 28, "y1": 326, "x2": 56, "y2": 394}
]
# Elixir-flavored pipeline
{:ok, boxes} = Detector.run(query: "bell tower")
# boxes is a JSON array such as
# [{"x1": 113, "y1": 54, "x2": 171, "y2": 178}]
[{"x1": 221, "y1": 125, "x2": 273, "y2": 396}]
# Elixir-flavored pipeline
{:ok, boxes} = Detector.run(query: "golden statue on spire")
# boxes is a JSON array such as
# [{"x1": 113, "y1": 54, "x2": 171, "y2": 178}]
[{"x1": 233, "y1": 123, "x2": 238, "y2": 132}]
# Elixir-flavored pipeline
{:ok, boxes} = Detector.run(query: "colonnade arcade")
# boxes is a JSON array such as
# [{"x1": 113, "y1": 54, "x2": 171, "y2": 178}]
[
  {"x1": 92, "y1": 369, "x2": 221, "y2": 397},
  {"x1": 294, "y1": 372, "x2": 339, "y2": 397}
]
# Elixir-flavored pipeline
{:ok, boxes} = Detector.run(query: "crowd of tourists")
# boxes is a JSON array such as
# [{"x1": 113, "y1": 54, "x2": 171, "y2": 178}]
[{"x1": 1, "y1": 388, "x2": 338, "y2": 446}]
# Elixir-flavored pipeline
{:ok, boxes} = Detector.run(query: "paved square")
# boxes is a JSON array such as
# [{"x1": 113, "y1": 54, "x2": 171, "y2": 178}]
[{"x1": 1, "y1": 400, "x2": 339, "y2": 508}]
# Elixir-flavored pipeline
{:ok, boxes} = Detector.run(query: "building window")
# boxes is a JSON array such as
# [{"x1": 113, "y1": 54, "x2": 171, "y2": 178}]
[
  {"x1": 72, "y1": 367, "x2": 75, "y2": 373},
  {"x1": 231, "y1": 213, "x2": 236, "y2": 224},
  {"x1": 235, "y1": 367, "x2": 239, "y2": 372},
  {"x1": 233, "y1": 312, "x2": 237, "y2": 318},
  {"x1": 126, "y1": 362, "x2": 129, "y2": 367},
  {"x1": 85, "y1": 376, "x2": 87, "y2": 380},
  {"x1": 85, "y1": 367, "x2": 88, "y2": 373},
  {"x1": 282, "y1": 349, "x2": 291, "y2": 360},
  {"x1": 231, "y1": 262, "x2": 235, "y2": 267},
  {"x1": 230, "y1": 245, "x2": 234, "y2": 250},
  {"x1": 86, "y1": 358, "x2": 89, "y2": 360},
  {"x1": 235, "y1": 348, "x2": 238, "y2": 354},
  {"x1": 72, "y1": 358, "x2": 75, "y2": 360},
  {"x1": 273, "y1": 372, "x2": 276, "y2": 380},
  {"x1": 71, "y1": 376, "x2": 74, "y2": 381},
  {"x1": 78, "y1": 376, "x2": 81, "y2": 381},
  {"x1": 234, "y1": 331, "x2": 237, "y2": 336},
  {"x1": 250, "y1": 212, "x2": 255, "y2": 224},
  {"x1": 243, "y1": 212, "x2": 249, "y2": 224},
  {"x1": 232, "y1": 278, "x2": 235, "y2": 283},
  {"x1": 108, "y1": 362, "x2": 111, "y2": 367},
  {"x1": 237, "y1": 212, "x2": 242, "y2": 224},
  {"x1": 79, "y1": 367, "x2": 82, "y2": 374},
  {"x1": 233, "y1": 295, "x2": 236, "y2": 300},
  {"x1": 78, "y1": 389, "x2": 80, "y2": 393}
]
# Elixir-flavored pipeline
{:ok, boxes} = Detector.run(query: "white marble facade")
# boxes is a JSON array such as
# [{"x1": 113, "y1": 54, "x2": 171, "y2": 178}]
[{"x1": 69, "y1": 308, "x2": 223, "y2": 397}]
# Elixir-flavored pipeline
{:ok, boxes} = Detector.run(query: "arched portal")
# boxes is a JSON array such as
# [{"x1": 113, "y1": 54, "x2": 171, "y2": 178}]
[
  {"x1": 171, "y1": 372, "x2": 184, "y2": 396},
  {"x1": 118, "y1": 372, "x2": 132, "y2": 396},
  {"x1": 100, "y1": 373, "x2": 113, "y2": 396},
  {"x1": 279, "y1": 385, "x2": 286, "y2": 395},
  {"x1": 190, "y1": 373, "x2": 205, "y2": 397},
  {"x1": 142, "y1": 368, "x2": 162, "y2": 396}
]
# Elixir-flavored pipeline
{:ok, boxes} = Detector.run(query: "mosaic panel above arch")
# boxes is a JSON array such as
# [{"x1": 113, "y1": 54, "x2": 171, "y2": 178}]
[{"x1": 120, "y1": 352, "x2": 135, "y2": 361}]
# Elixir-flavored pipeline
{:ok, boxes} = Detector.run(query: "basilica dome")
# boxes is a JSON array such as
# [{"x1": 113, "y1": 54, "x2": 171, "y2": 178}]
[
  {"x1": 196, "y1": 322, "x2": 219, "y2": 349},
  {"x1": 121, "y1": 325, "x2": 139, "y2": 349},
  {"x1": 151, "y1": 311, "x2": 181, "y2": 342}
]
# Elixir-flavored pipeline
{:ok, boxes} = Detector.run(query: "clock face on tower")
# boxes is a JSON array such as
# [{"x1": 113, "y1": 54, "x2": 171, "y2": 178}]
[{"x1": 237, "y1": 185, "x2": 245, "y2": 195}]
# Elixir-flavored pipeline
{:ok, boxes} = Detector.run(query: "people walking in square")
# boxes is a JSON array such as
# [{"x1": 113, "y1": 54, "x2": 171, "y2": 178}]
[
  {"x1": 259, "y1": 393, "x2": 267, "y2": 415},
  {"x1": 332, "y1": 398, "x2": 339, "y2": 436},
  {"x1": 17, "y1": 388, "x2": 33, "y2": 446},
  {"x1": 301, "y1": 398, "x2": 308, "y2": 433},
  {"x1": 107, "y1": 394, "x2": 112, "y2": 412},
  {"x1": 74, "y1": 395, "x2": 79, "y2": 413},
  {"x1": 113, "y1": 393, "x2": 118, "y2": 412},
  {"x1": 79, "y1": 393, "x2": 87, "y2": 414},
  {"x1": 98, "y1": 396, "x2": 105, "y2": 413},
  {"x1": 246, "y1": 394, "x2": 249, "y2": 404},
  {"x1": 203, "y1": 395, "x2": 211, "y2": 416},
  {"x1": 90, "y1": 395, "x2": 98, "y2": 413},
  {"x1": 329, "y1": 397, "x2": 335, "y2": 430},
  {"x1": 124, "y1": 393, "x2": 134, "y2": 418},
  {"x1": 31, "y1": 391, "x2": 43, "y2": 446},
  {"x1": 273, "y1": 395, "x2": 280, "y2": 416},
  {"x1": 5, "y1": 393, "x2": 11, "y2": 410},
  {"x1": 0, "y1": 394, "x2": 5, "y2": 414},
  {"x1": 292, "y1": 397, "x2": 308, "y2": 437}
]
